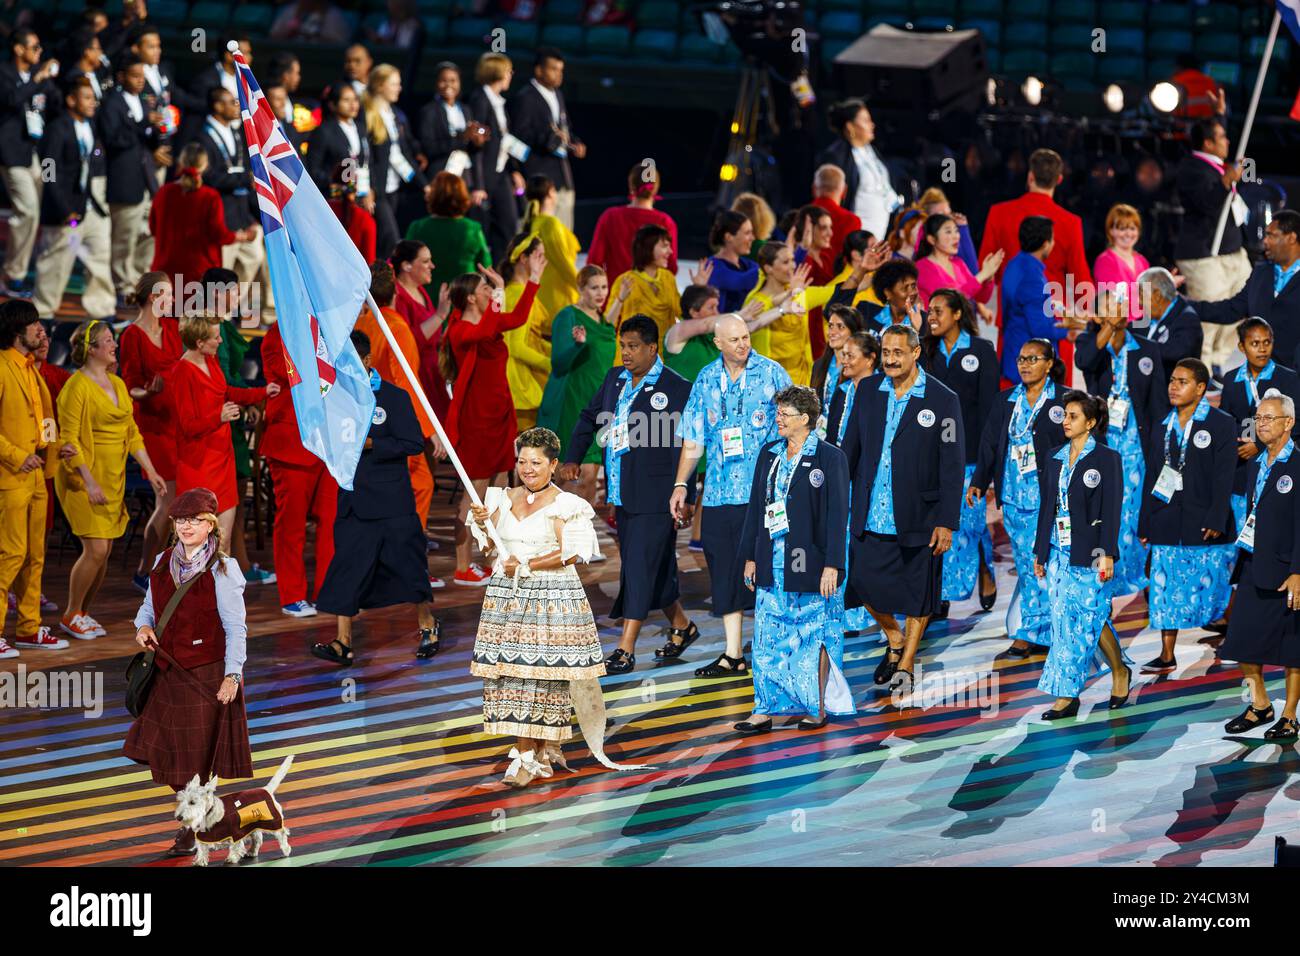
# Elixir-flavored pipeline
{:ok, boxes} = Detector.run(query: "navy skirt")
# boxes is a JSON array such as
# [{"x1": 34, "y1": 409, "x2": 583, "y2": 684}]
[
  {"x1": 702, "y1": 504, "x2": 755, "y2": 616},
  {"x1": 316, "y1": 511, "x2": 434, "y2": 617},
  {"x1": 1220, "y1": 553, "x2": 1300, "y2": 668},
  {"x1": 848, "y1": 531, "x2": 942, "y2": 618},
  {"x1": 612, "y1": 507, "x2": 680, "y2": 620}
]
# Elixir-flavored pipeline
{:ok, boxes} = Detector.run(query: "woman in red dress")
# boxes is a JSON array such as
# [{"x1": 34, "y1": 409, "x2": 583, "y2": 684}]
[
  {"x1": 391, "y1": 238, "x2": 450, "y2": 421},
  {"x1": 444, "y1": 258, "x2": 541, "y2": 585},
  {"x1": 170, "y1": 314, "x2": 277, "y2": 550},
  {"x1": 117, "y1": 271, "x2": 184, "y2": 590},
  {"x1": 149, "y1": 144, "x2": 250, "y2": 303}
]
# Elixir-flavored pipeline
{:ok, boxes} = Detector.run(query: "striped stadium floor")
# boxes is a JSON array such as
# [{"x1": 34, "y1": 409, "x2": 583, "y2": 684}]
[{"x1": 4, "y1": 540, "x2": 1297, "y2": 867}]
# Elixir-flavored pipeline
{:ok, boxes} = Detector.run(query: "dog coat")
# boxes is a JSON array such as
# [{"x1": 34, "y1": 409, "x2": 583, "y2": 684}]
[{"x1": 195, "y1": 788, "x2": 285, "y2": 845}]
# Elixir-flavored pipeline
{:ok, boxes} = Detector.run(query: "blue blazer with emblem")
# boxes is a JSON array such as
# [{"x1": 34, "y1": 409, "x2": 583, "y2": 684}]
[
  {"x1": 1140, "y1": 296, "x2": 1203, "y2": 383},
  {"x1": 338, "y1": 379, "x2": 424, "y2": 520},
  {"x1": 841, "y1": 372, "x2": 965, "y2": 546},
  {"x1": 1137, "y1": 405, "x2": 1237, "y2": 546},
  {"x1": 923, "y1": 335, "x2": 1000, "y2": 466},
  {"x1": 1237, "y1": 448, "x2": 1300, "y2": 589},
  {"x1": 1073, "y1": 328, "x2": 1168, "y2": 447},
  {"x1": 1033, "y1": 440, "x2": 1123, "y2": 568},
  {"x1": 566, "y1": 362, "x2": 694, "y2": 514},
  {"x1": 1218, "y1": 363, "x2": 1300, "y2": 495},
  {"x1": 971, "y1": 385, "x2": 1068, "y2": 507},
  {"x1": 738, "y1": 438, "x2": 849, "y2": 593}
]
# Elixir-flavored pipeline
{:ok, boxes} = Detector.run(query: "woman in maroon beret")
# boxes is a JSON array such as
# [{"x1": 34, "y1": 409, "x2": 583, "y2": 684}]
[{"x1": 123, "y1": 486, "x2": 253, "y2": 857}]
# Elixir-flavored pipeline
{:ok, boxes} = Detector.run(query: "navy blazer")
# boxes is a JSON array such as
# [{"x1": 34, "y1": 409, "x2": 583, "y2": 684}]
[
  {"x1": 841, "y1": 372, "x2": 965, "y2": 546},
  {"x1": 1073, "y1": 328, "x2": 1168, "y2": 446},
  {"x1": 565, "y1": 363, "x2": 693, "y2": 515},
  {"x1": 824, "y1": 379, "x2": 854, "y2": 448},
  {"x1": 337, "y1": 380, "x2": 424, "y2": 521},
  {"x1": 194, "y1": 123, "x2": 259, "y2": 230},
  {"x1": 1140, "y1": 296, "x2": 1203, "y2": 383},
  {"x1": 970, "y1": 384, "x2": 1068, "y2": 506},
  {"x1": 1137, "y1": 405, "x2": 1237, "y2": 546},
  {"x1": 923, "y1": 335, "x2": 1000, "y2": 466},
  {"x1": 1034, "y1": 441, "x2": 1124, "y2": 568},
  {"x1": 739, "y1": 438, "x2": 849, "y2": 593},
  {"x1": 0, "y1": 62, "x2": 54, "y2": 168},
  {"x1": 98, "y1": 89, "x2": 158, "y2": 205},
  {"x1": 38, "y1": 115, "x2": 105, "y2": 225},
  {"x1": 1238, "y1": 448, "x2": 1300, "y2": 589},
  {"x1": 1218, "y1": 363, "x2": 1300, "y2": 495},
  {"x1": 1195, "y1": 263, "x2": 1300, "y2": 368}
]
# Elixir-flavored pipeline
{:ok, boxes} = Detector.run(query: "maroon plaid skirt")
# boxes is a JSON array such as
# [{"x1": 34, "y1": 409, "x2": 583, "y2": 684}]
[{"x1": 123, "y1": 660, "x2": 253, "y2": 789}]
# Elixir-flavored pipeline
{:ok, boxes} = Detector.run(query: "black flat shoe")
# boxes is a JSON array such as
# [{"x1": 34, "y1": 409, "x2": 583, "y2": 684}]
[
  {"x1": 311, "y1": 638, "x2": 354, "y2": 666},
  {"x1": 1225, "y1": 703, "x2": 1274, "y2": 733},
  {"x1": 933, "y1": 601, "x2": 950, "y2": 620},
  {"x1": 1141, "y1": 655, "x2": 1177, "y2": 674},
  {"x1": 979, "y1": 572, "x2": 998, "y2": 611},
  {"x1": 1041, "y1": 699, "x2": 1080, "y2": 721},
  {"x1": 1263, "y1": 717, "x2": 1300, "y2": 741},
  {"x1": 415, "y1": 621, "x2": 442, "y2": 659},
  {"x1": 734, "y1": 717, "x2": 773, "y2": 734},
  {"x1": 873, "y1": 646, "x2": 903, "y2": 685},
  {"x1": 797, "y1": 714, "x2": 829, "y2": 730},
  {"x1": 605, "y1": 648, "x2": 635, "y2": 674},
  {"x1": 1109, "y1": 664, "x2": 1133, "y2": 709},
  {"x1": 1203, "y1": 618, "x2": 1229, "y2": 635},
  {"x1": 695, "y1": 653, "x2": 748, "y2": 678},
  {"x1": 1003, "y1": 643, "x2": 1034, "y2": 659},
  {"x1": 654, "y1": 620, "x2": 700, "y2": 659}
]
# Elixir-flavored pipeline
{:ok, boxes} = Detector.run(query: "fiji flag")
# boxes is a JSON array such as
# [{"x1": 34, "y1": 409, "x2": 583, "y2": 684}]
[{"x1": 231, "y1": 44, "x2": 374, "y2": 489}]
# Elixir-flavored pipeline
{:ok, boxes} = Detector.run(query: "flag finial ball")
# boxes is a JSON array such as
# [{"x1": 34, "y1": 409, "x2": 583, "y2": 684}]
[{"x1": 227, "y1": 40, "x2": 240, "y2": 53}]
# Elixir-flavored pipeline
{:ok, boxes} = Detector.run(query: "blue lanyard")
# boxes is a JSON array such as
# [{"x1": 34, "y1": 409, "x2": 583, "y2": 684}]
[
  {"x1": 1111, "y1": 342, "x2": 1130, "y2": 398},
  {"x1": 836, "y1": 380, "x2": 857, "y2": 444},
  {"x1": 720, "y1": 364, "x2": 746, "y2": 424},
  {"x1": 1164, "y1": 410, "x2": 1195, "y2": 470},
  {"x1": 1010, "y1": 384, "x2": 1050, "y2": 444}
]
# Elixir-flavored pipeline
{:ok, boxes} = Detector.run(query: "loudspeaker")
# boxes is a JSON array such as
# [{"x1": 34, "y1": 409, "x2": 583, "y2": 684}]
[{"x1": 833, "y1": 24, "x2": 988, "y2": 116}]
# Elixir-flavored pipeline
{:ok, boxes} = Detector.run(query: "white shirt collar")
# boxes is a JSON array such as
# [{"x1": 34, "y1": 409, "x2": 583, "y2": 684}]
[{"x1": 531, "y1": 78, "x2": 560, "y2": 123}]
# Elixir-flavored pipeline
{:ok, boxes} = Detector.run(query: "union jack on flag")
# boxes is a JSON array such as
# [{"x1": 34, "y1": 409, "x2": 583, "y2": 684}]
[{"x1": 231, "y1": 44, "x2": 374, "y2": 489}]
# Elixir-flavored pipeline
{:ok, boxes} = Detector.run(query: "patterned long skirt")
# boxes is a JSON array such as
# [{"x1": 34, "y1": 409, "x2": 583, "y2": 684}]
[
  {"x1": 1148, "y1": 544, "x2": 1234, "y2": 630},
  {"x1": 942, "y1": 463, "x2": 993, "y2": 601},
  {"x1": 1003, "y1": 503, "x2": 1051, "y2": 645},
  {"x1": 1108, "y1": 417, "x2": 1148, "y2": 595},
  {"x1": 1039, "y1": 549, "x2": 1130, "y2": 698},
  {"x1": 469, "y1": 568, "x2": 606, "y2": 741}
]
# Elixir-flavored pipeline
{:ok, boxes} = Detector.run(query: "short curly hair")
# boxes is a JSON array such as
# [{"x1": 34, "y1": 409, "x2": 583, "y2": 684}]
[
  {"x1": 773, "y1": 385, "x2": 820, "y2": 426},
  {"x1": 516, "y1": 426, "x2": 561, "y2": 461}
]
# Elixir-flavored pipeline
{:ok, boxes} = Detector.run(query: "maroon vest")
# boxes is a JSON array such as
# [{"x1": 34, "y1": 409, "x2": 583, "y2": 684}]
[
  {"x1": 195, "y1": 789, "x2": 285, "y2": 845},
  {"x1": 149, "y1": 547, "x2": 225, "y2": 672}
]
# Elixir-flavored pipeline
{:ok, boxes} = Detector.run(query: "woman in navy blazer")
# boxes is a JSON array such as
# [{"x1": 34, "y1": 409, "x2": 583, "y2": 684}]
[
  {"x1": 1219, "y1": 393, "x2": 1300, "y2": 741},
  {"x1": 737, "y1": 386, "x2": 852, "y2": 733},
  {"x1": 921, "y1": 288, "x2": 1000, "y2": 613},
  {"x1": 1136, "y1": 358, "x2": 1237, "y2": 674},
  {"x1": 1032, "y1": 390, "x2": 1134, "y2": 722},
  {"x1": 969, "y1": 338, "x2": 1068, "y2": 656}
]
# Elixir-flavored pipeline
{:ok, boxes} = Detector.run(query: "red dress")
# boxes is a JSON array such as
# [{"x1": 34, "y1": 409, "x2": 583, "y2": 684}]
[
  {"x1": 170, "y1": 353, "x2": 266, "y2": 511},
  {"x1": 445, "y1": 281, "x2": 538, "y2": 479},
  {"x1": 149, "y1": 183, "x2": 237, "y2": 297},
  {"x1": 329, "y1": 197, "x2": 377, "y2": 263},
  {"x1": 587, "y1": 205, "x2": 678, "y2": 281},
  {"x1": 117, "y1": 319, "x2": 183, "y2": 482},
  {"x1": 394, "y1": 280, "x2": 450, "y2": 422}
]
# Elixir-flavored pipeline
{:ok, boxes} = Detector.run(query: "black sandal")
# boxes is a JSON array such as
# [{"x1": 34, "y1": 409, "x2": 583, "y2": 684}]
[
  {"x1": 1264, "y1": 717, "x2": 1300, "y2": 741},
  {"x1": 655, "y1": 621, "x2": 700, "y2": 659},
  {"x1": 415, "y1": 621, "x2": 442, "y2": 659},
  {"x1": 1225, "y1": 703, "x2": 1274, "y2": 734},
  {"x1": 311, "y1": 638, "x2": 354, "y2": 666},
  {"x1": 695, "y1": 653, "x2": 748, "y2": 678},
  {"x1": 605, "y1": 648, "x2": 636, "y2": 674}
]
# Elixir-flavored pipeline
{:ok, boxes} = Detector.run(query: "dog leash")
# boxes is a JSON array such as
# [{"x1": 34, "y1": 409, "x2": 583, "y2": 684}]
[{"x1": 145, "y1": 637, "x2": 237, "y2": 784}]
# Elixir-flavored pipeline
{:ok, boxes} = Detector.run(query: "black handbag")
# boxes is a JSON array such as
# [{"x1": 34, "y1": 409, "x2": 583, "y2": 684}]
[{"x1": 124, "y1": 552, "x2": 220, "y2": 718}]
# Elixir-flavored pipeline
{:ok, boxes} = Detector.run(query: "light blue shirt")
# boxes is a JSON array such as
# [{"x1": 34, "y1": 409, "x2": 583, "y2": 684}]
[
  {"x1": 681, "y1": 350, "x2": 792, "y2": 507},
  {"x1": 1235, "y1": 359, "x2": 1278, "y2": 408},
  {"x1": 1275, "y1": 260, "x2": 1300, "y2": 297},
  {"x1": 1160, "y1": 396, "x2": 1211, "y2": 469},
  {"x1": 1002, "y1": 380, "x2": 1056, "y2": 511},
  {"x1": 606, "y1": 357, "x2": 664, "y2": 507},
  {"x1": 134, "y1": 554, "x2": 248, "y2": 675},
  {"x1": 1253, "y1": 438, "x2": 1295, "y2": 510},
  {"x1": 835, "y1": 378, "x2": 859, "y2": 445},
  {"x1": 939, "y1": 329, "x2": 972, "y2": 364},
  {"x1": 1051, "y1": 435, "x2": 1097, "y2": 556},
  {"x1": 867, "y1": 368, "x2": 928, "y2": 534}
]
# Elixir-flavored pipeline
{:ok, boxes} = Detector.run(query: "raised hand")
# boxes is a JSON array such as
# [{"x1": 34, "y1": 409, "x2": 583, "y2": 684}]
[{"x1": 691, "y1": 258, "x2": 714, "y2": 287}]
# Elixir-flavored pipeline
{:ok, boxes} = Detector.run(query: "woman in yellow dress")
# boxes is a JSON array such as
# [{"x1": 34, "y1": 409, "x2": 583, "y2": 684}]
[
  {"x1": 744, "y1": 242, "x2": 836, "y2": 386},
  {"x1": 500, "y1": 236, "x2": 552, "y2": 431},
  {"x1": 605, "y1": 224, "x2": 712, "y2": 361},
  {"x1": 520, "y1": 175, "x2": 580, "y2": 338},
  {"x1": 55, "y1": 320, "x2": 167, "y2": 641}
]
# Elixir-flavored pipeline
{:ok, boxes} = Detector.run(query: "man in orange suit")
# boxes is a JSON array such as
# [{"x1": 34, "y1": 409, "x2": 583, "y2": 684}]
[{"x1": 261, "y1": 319, "x2": 338, "y2": 617}]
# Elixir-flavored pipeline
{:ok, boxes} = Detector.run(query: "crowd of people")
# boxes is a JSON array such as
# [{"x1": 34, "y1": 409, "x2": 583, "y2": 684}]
[{"x1": 3, "y1": 15, "x2": 1300, "y2": 814}]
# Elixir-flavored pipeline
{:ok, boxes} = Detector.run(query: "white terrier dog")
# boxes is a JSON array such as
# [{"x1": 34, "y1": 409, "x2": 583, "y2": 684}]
[{"x1": 174, "y1": 755, "x2": 294, "y2": 866}]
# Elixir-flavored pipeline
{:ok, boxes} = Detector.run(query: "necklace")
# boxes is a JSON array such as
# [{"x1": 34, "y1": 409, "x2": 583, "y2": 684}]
[{"x1": 525, "y1": 481, "x2": 553, "y2": 505}]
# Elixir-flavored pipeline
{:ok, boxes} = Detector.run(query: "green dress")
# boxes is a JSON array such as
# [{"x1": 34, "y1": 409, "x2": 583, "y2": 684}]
[
  {"x1": 216, "y1": 319, "x2": 252, "y2": 480},
  {"x1": 404, "y1": 215, "x2": 492, "y2": 300},
  {"x1": 537, "y1": 305, "x2": 616, "y2": 462},
  {"x1": 664, "y1": 327, "x2": 718, "y2": 475}
]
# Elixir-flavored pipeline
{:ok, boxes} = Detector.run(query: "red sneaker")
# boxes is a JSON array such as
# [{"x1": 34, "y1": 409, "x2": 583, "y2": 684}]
[
  {"x1": 14, "y1": 627, "x2": 69, "y2": 650},
  {"x1": 60, "y1": 614, "x2": 101, "y2": 640},
  {"x1": 453, "y1": 564, "x2": 492, "y2": 587}
]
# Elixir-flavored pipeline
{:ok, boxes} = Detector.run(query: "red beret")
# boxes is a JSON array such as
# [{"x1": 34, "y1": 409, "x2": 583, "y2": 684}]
[{"x1": 169, "y1": 487, "x2": 219, "y2": 519}]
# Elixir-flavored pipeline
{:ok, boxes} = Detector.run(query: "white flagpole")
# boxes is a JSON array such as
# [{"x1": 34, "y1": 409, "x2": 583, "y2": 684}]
[
  {"x1": 1209, "y1": 9, "x2": 1282, "y2": 256},
  {"x1": 362, "y1": 291, "x2": 507, "y2": 555}
]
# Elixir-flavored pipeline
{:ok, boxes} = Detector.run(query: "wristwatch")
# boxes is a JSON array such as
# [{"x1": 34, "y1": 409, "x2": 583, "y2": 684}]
[{"x1": 225, "y1": 673, "x2": 242, "y2": 686}]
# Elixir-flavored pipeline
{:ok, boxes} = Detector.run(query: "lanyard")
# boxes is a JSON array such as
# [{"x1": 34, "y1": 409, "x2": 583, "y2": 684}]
[
  {"x1": 1057, "y1": 450, "x2": 1083, "y2": 515},
  {"x1": 836, "y1": 380, "x2": 857, "y2": 444},
  {"x1": 207, "y1": 120, "x2": 235, "y2": 161},
  {"x1": 1164, "y1": 411, "x2": 1196, "y2": 471},
  {"x1": 720, "y1": 364, "x2": 747, "y2": 424},
  {"x1": 1245, "y1": 364, "x2": 1274, "y2": 407},
  {"x1": 765, "y1": 448, "x2": 794, "y2": 506},
  {"x1": 1111, "y1": 342, "x2": 1130, "y2": 398},
  {"x1": 1010, "y1": 385, "x2": 1050, "y2": 443},
  {"x1": 821, "y1": 353, "x2": 839, "y2": 418}
]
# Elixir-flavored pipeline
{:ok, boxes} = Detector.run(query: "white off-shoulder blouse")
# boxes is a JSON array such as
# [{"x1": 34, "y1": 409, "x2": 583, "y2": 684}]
[{"x1": 467, "y1": 486, "x2": 600, "y2": 572}]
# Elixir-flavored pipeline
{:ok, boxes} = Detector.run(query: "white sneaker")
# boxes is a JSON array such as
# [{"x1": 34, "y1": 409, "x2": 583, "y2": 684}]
[
  {"x1": 79, "y1": 614, "x2": 108, "y2": 637},
  {"x1": 0, "y1": 637, "x2": 18, "y2": 659}
]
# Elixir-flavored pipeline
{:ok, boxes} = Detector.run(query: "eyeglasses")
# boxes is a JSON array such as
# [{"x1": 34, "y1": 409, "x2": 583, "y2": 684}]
[
  {"x1": 1016, "y1": 355, "x2": 1049, "y2": 365},
  {"x1": 174, "y1": 517, "x2": 207, "y2": 527},
  {"x1": 1254, "y1": 414, "x2": 1294, "y2": 424},
  {"x1": 774, "y1": 409, "x2": 806, "y2": 421}
]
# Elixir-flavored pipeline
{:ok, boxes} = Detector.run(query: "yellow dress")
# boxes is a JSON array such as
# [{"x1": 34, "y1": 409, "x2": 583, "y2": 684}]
[
  {"x1": 607, "y1": 267, "x2": 681, "y2": 362},
  {"x1": 532, "y1": 214, "x2": 581, "y2": 338},
  {"x1": 744, "y1": 283, "x2": 836, "y2": 386},
  {"x1": 54, "y1": 371, "x2": 144, "y2": 539},
  {"x1": 503, "y1": 281, "x2": 552, "y2": 431}
]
